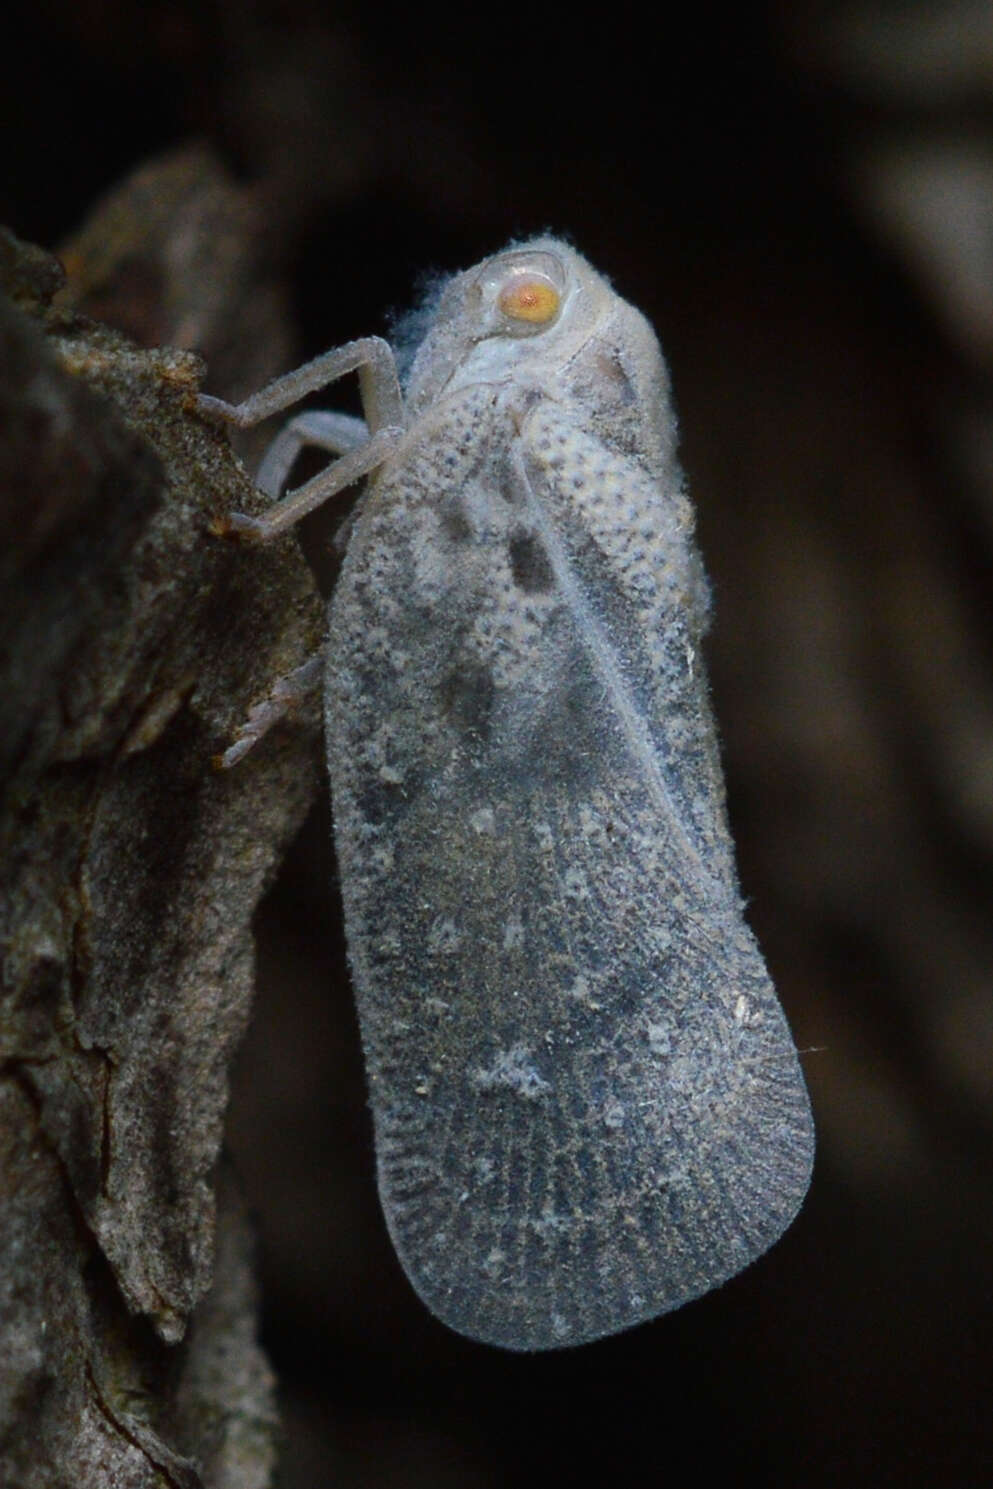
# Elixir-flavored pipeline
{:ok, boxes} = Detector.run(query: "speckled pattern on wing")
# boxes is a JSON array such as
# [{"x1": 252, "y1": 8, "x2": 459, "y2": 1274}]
[{"x1": 325, "y1": 240, "x2": 814, "y2": 1350}]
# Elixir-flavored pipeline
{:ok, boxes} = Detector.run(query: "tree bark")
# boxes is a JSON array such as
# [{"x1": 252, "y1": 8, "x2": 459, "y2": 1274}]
[{"x1": 0, "y1": 155, "x2": 325, "y2": 1487}]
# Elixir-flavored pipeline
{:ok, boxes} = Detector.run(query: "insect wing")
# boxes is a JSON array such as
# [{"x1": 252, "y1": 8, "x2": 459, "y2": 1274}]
[{"x1": 325, "y1": 323, "x2": 812, "y2": 1350}]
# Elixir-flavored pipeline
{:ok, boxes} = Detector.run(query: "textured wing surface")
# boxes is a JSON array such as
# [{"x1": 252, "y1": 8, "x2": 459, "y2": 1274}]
[{"x1": 326, "y1": 382, "x2": 813, "y2": 1351}]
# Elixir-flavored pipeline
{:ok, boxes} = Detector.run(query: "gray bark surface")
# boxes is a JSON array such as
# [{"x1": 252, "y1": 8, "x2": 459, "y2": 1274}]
[{"x1": 0, "y1": 173, "x2": 324, "y2": 1486}]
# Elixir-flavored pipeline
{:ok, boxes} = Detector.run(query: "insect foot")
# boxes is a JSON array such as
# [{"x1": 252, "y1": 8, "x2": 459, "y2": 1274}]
[{"x1": 206, "y1": 509, "x2": 269, "y2": 542}]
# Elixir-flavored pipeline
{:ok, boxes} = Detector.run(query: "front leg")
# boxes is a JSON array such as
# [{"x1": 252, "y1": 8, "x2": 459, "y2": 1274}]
[
  {"x1": 198, "y1": 336, "x2": 402, "y2": 434},
  {"x1": 256, "y1": 410, "x2": 369, "y2": 498},
  {"x1": 198, "y1": 337, "x2": 405, "y2": 543}
]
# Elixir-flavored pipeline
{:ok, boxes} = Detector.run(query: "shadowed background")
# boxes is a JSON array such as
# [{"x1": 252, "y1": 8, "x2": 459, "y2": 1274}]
[{"x1": 5, "y1": 1, "x2": 992, "y2": 1483}]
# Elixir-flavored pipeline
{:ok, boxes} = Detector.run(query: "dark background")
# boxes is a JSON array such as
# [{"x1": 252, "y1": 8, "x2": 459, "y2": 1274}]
[{"x1": 6, "y1": 2, "x2": 992, "y2": 1484}]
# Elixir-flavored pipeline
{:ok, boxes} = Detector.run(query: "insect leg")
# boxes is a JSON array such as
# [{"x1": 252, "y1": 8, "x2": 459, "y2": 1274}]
[
  {"x1": 199, "y1": 338, "x2": 405, "y2": 543},
  {"x1": 201, "y1": 343, "x2": 404, "y2": 754},
  {"x1": 256, "y1": 410, "x2": 368, "y2": 498},
  {"x1": 213, "y1": 654, "x2": 325, "y2": 770},
  {"x1": 212, "y1": 426, "x2": 402, "y2": 542},
  {"x1": 197, "y1": 336, "x2": 402, "y2": 434}
]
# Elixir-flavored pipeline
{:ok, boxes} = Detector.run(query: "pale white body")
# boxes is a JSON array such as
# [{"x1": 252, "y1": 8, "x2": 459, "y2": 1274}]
[{"x1": 200, "y1": 239, "x2": 814, "y2": 1350}]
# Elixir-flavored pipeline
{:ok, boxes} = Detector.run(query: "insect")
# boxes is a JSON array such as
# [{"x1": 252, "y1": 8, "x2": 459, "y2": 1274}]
[{"x1": 199, "y1": 238, "x2": 815, "y2": 1351}]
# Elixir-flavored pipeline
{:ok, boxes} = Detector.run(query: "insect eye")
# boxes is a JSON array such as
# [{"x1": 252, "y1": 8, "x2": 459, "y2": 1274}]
[{"x1": 496, "y1": 273, "x2": 562, "y2": 335}]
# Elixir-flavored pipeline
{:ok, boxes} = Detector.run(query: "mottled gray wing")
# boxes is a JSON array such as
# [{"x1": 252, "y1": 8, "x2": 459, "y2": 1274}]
[{"x1": 325, "y1": 380, "x2": 813, "y2": 1351}]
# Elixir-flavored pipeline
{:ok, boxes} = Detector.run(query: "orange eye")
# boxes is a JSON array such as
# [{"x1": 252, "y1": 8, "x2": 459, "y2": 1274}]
[{"x1": 497, "y1": 276, "x2": 561, "y2": 325}]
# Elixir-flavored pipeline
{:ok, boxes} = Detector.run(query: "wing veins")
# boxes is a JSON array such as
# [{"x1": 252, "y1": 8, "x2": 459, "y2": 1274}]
[{"x1": 513, "y1": 445, "x2": 723, "y2": 903}]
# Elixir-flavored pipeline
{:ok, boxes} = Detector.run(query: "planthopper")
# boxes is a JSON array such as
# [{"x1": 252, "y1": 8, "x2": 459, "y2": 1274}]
[{"x1": 198, "y1": 238, "x2": 815, "y2": 1351}]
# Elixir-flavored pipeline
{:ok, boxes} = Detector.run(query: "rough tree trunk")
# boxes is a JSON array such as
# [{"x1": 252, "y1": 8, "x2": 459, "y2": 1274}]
[{"x1": 0, "y1": 153, "x2": 325, "y2": 1487}]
